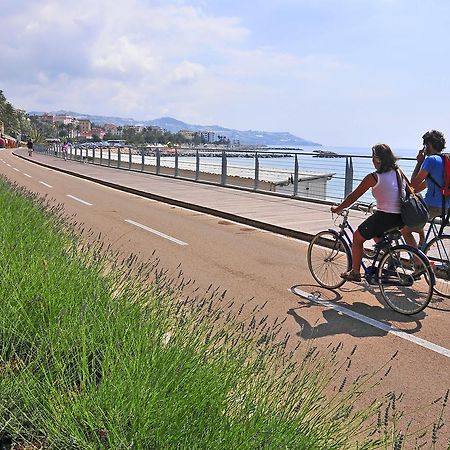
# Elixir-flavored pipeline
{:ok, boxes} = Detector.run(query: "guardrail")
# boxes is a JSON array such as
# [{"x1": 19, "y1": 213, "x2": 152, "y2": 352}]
[{"x1": 39, "y1": 144, "x2": 420, "y2": 205}]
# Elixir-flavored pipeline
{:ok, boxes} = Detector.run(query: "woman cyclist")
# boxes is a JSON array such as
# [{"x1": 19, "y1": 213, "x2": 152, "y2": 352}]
[{"x1": 331, "y1": 144, "x2": 403, "y2": 282}]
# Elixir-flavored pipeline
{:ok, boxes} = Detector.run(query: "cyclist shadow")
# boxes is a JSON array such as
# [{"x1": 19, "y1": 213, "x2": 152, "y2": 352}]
[
  {"x1": 342, "y1": 280, "x2": 450, "y2": 312},
  {"x1": 289, "y1": 284, "x2": 424, "y2": 339},
  {"x1": 428, "y1": 297, "x2": 450, "y2": 312}
]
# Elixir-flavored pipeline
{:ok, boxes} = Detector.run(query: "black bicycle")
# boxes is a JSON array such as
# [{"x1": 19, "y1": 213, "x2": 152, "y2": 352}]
[{"x1": 307, "y1": 208, "x2": 435, "y2": 315}]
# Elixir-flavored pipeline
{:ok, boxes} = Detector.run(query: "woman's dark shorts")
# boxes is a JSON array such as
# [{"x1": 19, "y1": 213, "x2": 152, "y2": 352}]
[{"x1": 358, "y1": 211, "x2": 404, "y2": 240}]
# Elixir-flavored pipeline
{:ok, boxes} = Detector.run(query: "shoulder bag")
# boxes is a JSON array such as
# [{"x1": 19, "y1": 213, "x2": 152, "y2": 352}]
[{"x1": 395, "y1": 169, "x2": 429, "y2": 229}]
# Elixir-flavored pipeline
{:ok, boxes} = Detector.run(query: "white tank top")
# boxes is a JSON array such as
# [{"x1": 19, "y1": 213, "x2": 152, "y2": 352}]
[{"x1": 372, "y1": 170, "x2": 401, "y2": 214}]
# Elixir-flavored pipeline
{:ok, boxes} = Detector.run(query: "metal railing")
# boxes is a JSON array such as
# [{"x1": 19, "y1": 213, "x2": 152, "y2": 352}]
[{"x1": 39, "y1": 143, "x2": 420, "y2": 205}]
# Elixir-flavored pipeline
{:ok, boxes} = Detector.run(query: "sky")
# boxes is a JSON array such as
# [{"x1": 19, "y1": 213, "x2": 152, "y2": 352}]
[{"x1": 1, "y1": 0, "x2": 450, "y2": 148}]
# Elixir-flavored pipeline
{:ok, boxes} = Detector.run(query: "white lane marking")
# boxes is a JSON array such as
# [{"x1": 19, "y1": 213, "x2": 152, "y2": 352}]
[
  {"x1": 13, "y1": 168, "x2": 20, "y2": 172},
  {"x1": 66, "y1": 194, "x2": 93, "y2": 206},
  {"x1": 125, "y1": 219, "x2": 188, "y2": 246},
  {"x1": 291, "y1": 287, "x2": 450, "y2": 359},
  {"x1": 23, "y1": 173, "x2": 32, "y2": 178},
  {"x1": 6, "y1": 163, "x2": 11, "y2": 167},
  {"x1": 39, "y1": 181, "x2": 53, "y2": 188}
]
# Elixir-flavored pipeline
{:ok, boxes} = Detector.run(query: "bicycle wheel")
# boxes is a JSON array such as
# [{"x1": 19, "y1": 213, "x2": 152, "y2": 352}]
[
  {"x1": 378, "y1": 245, "x2": 433, "y2": 315},
  {"x1": 423, "y1": 235, "x2": 450, "y2": 298},
  {"x1": 307, "y1": 231, "x2": 351, "y2": 289}
]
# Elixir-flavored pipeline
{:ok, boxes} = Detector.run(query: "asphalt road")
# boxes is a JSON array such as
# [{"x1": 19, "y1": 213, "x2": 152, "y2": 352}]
[{"x1": 1, "y1": 149, "x2": 450, "y2": 441}]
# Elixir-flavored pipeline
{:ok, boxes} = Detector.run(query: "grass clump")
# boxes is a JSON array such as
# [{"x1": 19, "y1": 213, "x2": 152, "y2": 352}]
[{"x1": 0, "y1": 177, "x2": 436, "y2": 449}]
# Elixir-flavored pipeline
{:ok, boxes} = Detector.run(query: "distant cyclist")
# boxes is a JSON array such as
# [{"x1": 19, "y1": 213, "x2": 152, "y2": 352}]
[{"x1": 331, "y1": 144, "x2": 403, "y2": 282}]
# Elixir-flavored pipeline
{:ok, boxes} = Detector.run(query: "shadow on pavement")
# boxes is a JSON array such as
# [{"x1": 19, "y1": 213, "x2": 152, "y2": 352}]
[{"x1": 288, "y1": 284, "x2": 424, "y2": 339}]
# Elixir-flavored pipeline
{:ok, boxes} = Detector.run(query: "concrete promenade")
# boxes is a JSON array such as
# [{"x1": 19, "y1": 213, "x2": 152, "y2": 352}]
[{"x1": 13, "y1": 148, "x2": 370, "y2": 240}]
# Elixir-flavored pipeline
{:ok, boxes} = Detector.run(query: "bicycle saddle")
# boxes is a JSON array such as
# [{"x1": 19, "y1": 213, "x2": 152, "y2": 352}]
[{"x1": 373, "y1": 229, "x2": 401, "y2": 250}]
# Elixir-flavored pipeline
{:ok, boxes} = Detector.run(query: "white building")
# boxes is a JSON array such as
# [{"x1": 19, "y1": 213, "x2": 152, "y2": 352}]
[{"x1": 200, "y1": 131, "x2": 215, "y2": 143}]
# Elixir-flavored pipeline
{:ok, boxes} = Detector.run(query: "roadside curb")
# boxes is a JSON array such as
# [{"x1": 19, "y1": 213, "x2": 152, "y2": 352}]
[{"x1": 13, "y1": 151, "x2": 315, "y2": 243}]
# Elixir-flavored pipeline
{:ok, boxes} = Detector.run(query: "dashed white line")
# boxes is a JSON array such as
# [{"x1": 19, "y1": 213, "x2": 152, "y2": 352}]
[
  {"x1": 39, "y1": 181, "x2": 53, "y2": 188},
  {"x1": 23, "y1": 173, "x2": 32, "y2": 178},
  {"x1": 291, "y1": 287, "x2": 450, "y2": 359},
  {"x1": 13, "y1": 168, "x2": 20, "y2": 172},
  {"x1": 125, "y1": 219, "x2": 188, "y2": 246},
  {"x1": 66, "y1": 194, "x2": 93, "y2": 206}
]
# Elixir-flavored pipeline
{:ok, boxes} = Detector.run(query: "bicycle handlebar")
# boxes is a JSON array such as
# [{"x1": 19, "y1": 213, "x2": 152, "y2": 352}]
[{"x1": 356, "y1": 202, "x2": 376, "y2": 214}]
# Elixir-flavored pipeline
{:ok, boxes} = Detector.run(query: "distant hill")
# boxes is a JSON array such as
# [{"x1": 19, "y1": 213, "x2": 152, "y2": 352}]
[{"x1": 28, "y1": 110, "x2": 321, "y2": 147}]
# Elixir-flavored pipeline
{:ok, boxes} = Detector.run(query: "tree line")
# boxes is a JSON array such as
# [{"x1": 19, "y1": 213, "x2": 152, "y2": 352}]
[
  {"x1": 0, "y1": 91, "x2": 231, "y2": 146},
  {"x1": 0, "y1": 90, "x2": 41, "y2": 142}
]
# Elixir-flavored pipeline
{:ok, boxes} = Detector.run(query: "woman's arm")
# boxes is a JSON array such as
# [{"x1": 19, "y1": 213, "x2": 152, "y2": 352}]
[{"x1": 331, "y1": 173, "x2": 377, "y2": 213}]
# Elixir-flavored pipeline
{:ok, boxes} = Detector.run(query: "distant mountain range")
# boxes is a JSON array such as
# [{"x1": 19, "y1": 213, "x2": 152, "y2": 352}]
[{"x1": 28, "y1": 110, "x2": 321, "y2": 147}]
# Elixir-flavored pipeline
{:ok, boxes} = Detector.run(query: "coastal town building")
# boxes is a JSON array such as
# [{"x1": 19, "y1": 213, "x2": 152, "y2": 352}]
[
  {"x1": 200, "y1": 131, "x2": 215, "y2": 143},
  {"x1": 91, "y1": 127, "x2": 106, "y2": 139},
  {"x1": 78, "y1": 119, "x2": 91, "y2": 134},
  {"x1": 104, "y1": 123, "x2": 119, "y2": 135},
  {"x1": 124, "y1": 125, "x2": 145, "y2": 133},
  {"x1": 148, "y1": 126, "x2": 165, "y2": 133},
  {"x1": 54, "y1": 114, "x2": 75, "y2": 125},
  {"x1": 36, "y1": 113, "x2": 55, "y2": 124},
  {"x1": 179, "y1": 129, "x2": 197, "y2": 140}
]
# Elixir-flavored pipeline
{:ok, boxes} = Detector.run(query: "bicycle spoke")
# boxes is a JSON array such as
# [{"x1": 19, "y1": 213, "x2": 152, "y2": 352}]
[
  {"x1": 379, "y1": 247, "x2": 433, "y2": 315},
  {"x1": 307, "y1": 231, "x2": 350, "y2": 289},
  {"x1": 424, "y1": 235, "x2": 450, "y2": 299}
]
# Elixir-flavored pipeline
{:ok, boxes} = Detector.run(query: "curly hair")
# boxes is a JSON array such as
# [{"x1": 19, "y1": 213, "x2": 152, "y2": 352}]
[
  {"x1": 372, "y1": 144, "x2": 398, "y2": 174},
  {"x1": 422, "y1": 130, "x2": 446, "y2": 152}
]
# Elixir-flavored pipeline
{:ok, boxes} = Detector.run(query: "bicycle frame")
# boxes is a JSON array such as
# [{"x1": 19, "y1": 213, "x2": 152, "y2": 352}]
[
  {"x1": 419, "y1": 217, "x2": 447, "y2": 250},
  {"x1": 330, "y1": 212, "x2": 382, "y2": 277}
]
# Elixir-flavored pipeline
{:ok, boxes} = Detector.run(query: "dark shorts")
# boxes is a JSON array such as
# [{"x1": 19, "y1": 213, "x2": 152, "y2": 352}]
[{"x1": 358, "y1": 211, "x2": 404, "y2": 240}]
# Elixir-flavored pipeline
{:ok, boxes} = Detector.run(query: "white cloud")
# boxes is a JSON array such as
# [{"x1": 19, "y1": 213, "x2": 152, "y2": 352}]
[
  {"x1": 2, "y1": 0, "x2": 342, "y2": 123},
  {"x1": 2, "y1": 0, "x2": 450, "y2": 147}
]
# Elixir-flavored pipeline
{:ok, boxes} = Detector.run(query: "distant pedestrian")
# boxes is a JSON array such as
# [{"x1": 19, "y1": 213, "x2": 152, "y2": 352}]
[
  {"x1": 27, "y1": 139, "x2": 33, "y2": 156},
  {"x1": 62, "y1": 141, "x2": 69, "y2": 160}
]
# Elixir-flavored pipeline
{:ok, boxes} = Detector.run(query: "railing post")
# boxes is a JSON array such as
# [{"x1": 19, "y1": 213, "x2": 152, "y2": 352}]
[
  {"x1": 92, "y1": 147, "x2": 95, "y2": 163},
  {"x1": 73, "y1": 146, "x2": 77, "y2": 160},
  {"x1": 344, "y1": 156, "x2": 354, "y2": 198},
  {"x1": 254, "y1": 152, "x2": 259, "y2": 190},
  {"x1": 118, "y1": 148, "x2": 121, "y2": 168},
  {"x1": 100, "y1": 147, "x2": 103, "y2": 165},
  {"x1": 221, "y1": 151, "x2": 227, "y2": 186},
  {"x1": 108, "y1": 148, "x2": 111, "y2": 167},
  {"x1": 293, "y1": 154, "x2": 299, "y2": 196},
  {"x1": 128, "y1": 147, "x2": 132, "y2": 170},
  {"x1": 195, "y1": 150, "x2": 200, "y2": 181},
  {"x1": 156, "y1": 149, "x2": 161, "y2": 175},
  {"x1": 175, "y1": 149, "x2": 179, "y2": 177},
  {"x1": 141, "y1": 148, "x2": 145, "y2": 172}
]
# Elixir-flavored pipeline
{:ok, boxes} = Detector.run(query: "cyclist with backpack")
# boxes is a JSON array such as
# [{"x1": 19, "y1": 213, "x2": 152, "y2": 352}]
[{"x1": 402, "y1": 130, "x2": 450, "y2": 246}]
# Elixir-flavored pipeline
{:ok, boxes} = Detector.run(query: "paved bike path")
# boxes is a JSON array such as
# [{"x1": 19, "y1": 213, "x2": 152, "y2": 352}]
[{"x1": 13, "y1": 148, "x2": 370, "y2": 241}]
